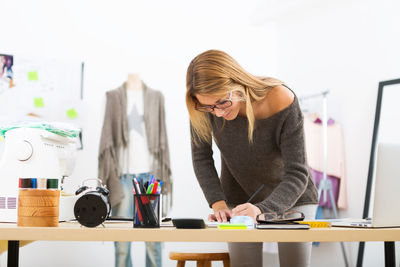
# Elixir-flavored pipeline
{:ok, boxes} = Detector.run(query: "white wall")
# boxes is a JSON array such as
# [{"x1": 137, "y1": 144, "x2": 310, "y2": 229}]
[
  {"x1": 266, "y1": 0, "x2": 400, "y2": 266},
  {"x1": 1, "y1": 0, "x2": 399, "y2": 266},
  {"x1": 1, "y1": 1, "x2": 277, "y2": 266}
]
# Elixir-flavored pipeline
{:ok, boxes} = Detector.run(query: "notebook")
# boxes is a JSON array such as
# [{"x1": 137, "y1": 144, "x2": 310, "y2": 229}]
[
  {"x1": 206, "y1": 216, "x2": 255, "y2": 229},
  {"x1": 332, "y1": 143, "x2": 400, "y2": 228}
]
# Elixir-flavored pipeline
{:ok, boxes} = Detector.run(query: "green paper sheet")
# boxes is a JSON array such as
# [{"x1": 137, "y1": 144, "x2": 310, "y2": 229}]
[
  {"x1": 66, "y1": 108, "x2": 78, "y2": 119},
  {"x1": 34, "y1": 97, "x2": 45, "y2": 108},
  {"x1": 28, "y1": 71, "x2": 39, "y2": 81}
]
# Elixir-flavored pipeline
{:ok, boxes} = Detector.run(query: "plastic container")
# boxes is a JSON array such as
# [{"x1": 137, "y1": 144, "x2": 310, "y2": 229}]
[{"x1": 133, "y1": 194, "x2": 160, "y2": 228}]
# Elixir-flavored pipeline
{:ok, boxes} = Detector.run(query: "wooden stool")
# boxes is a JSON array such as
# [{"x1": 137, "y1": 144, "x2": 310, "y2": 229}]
[{"x1": 169, "y1": 251, "x2": 230, "y2": 267}]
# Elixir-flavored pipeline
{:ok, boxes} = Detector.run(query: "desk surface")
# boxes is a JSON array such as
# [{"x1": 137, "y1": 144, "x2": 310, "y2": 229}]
[{"x1": 1, "y1": 222, "x2": 400, "y2": 243}]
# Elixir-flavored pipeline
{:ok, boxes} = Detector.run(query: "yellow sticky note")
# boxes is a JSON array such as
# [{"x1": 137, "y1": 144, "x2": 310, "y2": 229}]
[
  {"x1": 66, "y1": 108, "x2": 78, "y2": 119},
  {"x1": 0, "y1": 136, "x2": 3, "y2": 141},
  {"x1": 34, "y1": 97, "x2": 45, "y2": 108},
  {"x1": 28, "y1": 71, "x2": 39, "y2": 81}
]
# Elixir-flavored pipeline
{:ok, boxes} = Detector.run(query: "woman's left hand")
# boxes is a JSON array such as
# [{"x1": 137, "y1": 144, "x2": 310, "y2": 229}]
[{"x1": 232, "y1": 203, "x2": 262, "y2": 221}]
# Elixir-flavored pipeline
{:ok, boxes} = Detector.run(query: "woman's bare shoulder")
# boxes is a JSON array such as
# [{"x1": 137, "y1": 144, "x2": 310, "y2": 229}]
[{"x1": 266, "y1": 85, "x2": 295, "y2": 113}]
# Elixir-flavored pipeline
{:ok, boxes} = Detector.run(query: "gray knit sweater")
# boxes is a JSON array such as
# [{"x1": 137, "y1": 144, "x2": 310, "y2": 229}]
[{"x1": 191, "y1": 95, "x2": 318, "y2": 214}]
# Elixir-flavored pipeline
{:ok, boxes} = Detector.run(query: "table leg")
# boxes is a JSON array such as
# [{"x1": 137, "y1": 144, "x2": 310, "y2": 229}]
[
  {"x1": 356, "y1": 241, "x2": 365, "y2": 267},
  {"x1": 384, "y1": 241, "x2": 395, "y2": 267},
  {"x1": 8, "y1": 240, "x2": 19, "y2": 267}
]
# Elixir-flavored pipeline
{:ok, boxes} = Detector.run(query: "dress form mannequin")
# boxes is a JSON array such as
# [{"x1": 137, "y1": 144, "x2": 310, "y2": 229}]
[
  {"x1": 112, "y1": 73, "x2": 162, "y2": 267},
  {"x1": 126, "y1": 73, "x2": 143, "y2": 91}
]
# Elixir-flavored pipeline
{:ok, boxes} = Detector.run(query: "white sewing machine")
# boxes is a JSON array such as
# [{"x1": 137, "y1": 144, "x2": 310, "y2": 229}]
[{"x1": 0, "y1": 127, "x2": 78, "y2": 222}]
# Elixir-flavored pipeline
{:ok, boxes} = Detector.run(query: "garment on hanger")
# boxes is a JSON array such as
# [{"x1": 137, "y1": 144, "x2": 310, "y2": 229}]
[
  {"x1": 98, "y1": 81, "x2": 172, "y2": 214},
  {"x1": 310, "y1": 169, "x2": 340, "y2": 208},
  {"x1": 303, "y1": 113, "x2": 347, "y2": 209}
]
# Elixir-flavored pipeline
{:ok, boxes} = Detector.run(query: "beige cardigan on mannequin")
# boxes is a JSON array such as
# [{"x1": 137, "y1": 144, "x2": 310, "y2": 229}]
[{"x1": 98, "y1": 82, "x2": 172, "y2": 214}]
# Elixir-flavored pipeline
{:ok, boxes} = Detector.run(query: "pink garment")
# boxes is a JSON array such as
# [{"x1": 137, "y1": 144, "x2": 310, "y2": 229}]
[
  {"x1": 310, "y1": 168, "x2": 340, "y2": 208},
  {"x1": 303, "y1": 113, "x2": 347, "y2": 209}
]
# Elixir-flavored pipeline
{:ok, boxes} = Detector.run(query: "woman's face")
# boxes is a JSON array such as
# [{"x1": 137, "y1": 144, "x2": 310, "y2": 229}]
[{"x1": 195, "y1": 91, "x2": 243, "y2": 120}]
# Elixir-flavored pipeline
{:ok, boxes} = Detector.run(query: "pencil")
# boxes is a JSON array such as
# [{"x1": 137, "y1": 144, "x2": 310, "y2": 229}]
[{"x1": 247, "y1": 184, "x2": 265, "y2": 203}]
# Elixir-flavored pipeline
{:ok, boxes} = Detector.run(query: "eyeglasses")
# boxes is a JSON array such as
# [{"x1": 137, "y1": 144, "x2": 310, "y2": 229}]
[
  {"x1": 195, "y1": 91, "x2": 234, "y2": 113},
  {"x1": 256, "y1": 211, "x2": 305, "y2": 224}
]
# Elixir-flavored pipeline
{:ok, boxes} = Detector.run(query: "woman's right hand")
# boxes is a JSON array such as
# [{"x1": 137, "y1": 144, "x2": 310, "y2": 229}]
[{"x1": 209, "y1": 200, "x2": 232, "y2": 222}]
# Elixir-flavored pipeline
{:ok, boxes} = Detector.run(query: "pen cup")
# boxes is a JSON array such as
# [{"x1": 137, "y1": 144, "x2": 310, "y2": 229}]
[{"x1": 133, "y1": 194, "x2": 160, "y2": 228}]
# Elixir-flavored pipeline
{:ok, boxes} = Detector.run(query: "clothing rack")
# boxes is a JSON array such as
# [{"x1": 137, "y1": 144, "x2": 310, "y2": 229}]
[
  {"x1": 300, "y1": 91, "x2": 331, "y2": 205},
  {"x1": 299, "y1": 91, "x2": 349, "y2": 267}
]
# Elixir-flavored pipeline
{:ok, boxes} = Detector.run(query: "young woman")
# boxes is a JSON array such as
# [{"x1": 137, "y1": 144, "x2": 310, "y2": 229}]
[{"x1": 186, "y1": 50, "x2": 318, "y2": 267}]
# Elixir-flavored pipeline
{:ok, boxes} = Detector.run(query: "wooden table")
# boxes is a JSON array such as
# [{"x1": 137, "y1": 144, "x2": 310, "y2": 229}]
[{"x1": 1, "y1": 222, "x2": 399, "y2": 266}]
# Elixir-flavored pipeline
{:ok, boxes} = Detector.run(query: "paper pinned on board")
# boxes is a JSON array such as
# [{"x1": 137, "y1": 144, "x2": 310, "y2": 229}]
[
  {"x1": 66, "y1": 108, "x2": 78, "y2": 119},
  {"x1": 28, "y1": 71, "x2": 39, "y2": 81},
  {"x1": 33, "y1": 97, "x2": 45, "y2": 108}
]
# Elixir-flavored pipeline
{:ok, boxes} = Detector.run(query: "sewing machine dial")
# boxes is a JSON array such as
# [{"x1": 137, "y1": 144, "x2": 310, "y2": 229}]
[{"x1": 16, "y1": 140, "x2": 33, "y2": 161}]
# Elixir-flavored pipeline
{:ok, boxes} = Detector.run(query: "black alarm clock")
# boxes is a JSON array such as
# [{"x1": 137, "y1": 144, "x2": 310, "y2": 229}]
[{"x1": 74, "y1": 178, "x2": 110, "y2": 227}]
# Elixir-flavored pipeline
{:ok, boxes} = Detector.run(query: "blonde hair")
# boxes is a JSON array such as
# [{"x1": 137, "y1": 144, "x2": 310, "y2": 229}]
[{"x1": 186, "y1": 49, "x2": 283, "y2": 146}]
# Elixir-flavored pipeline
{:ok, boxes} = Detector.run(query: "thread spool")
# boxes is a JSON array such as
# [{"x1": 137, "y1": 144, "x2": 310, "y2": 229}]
[
  {"x1": 37, "y1": 178, "x2": 47, "y2": 189},
  {"x1": 18, "y1": 189, "x2": 60, "y2": 227},
  {"x1": 20, "y1": 178, "x2": 32, "y2": 189},
  {"x1": 31, "y1": 178, "x2": 37, "y2": 189},
  {"x1": 47, "y1": 179, "x2": 59, "y2": 189}
]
